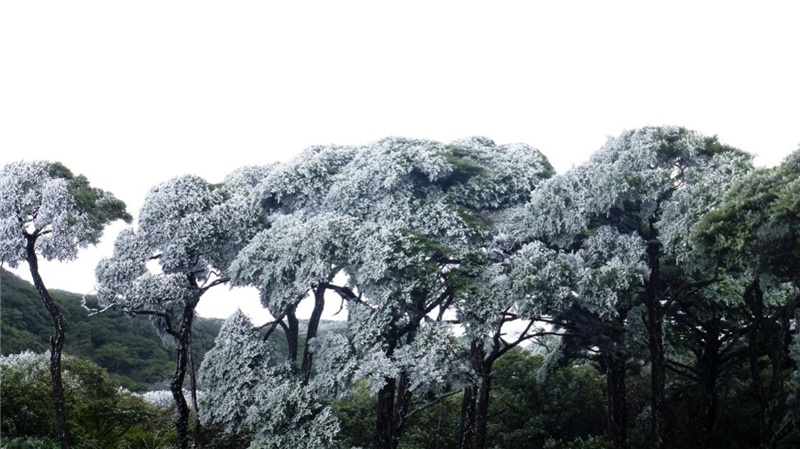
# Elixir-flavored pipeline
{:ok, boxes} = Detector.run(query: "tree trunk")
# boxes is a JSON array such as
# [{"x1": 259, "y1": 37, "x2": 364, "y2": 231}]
[
  {"x1": 458, "y1": 339, "x2": 496, "y2": 449},
  {"x1": 172, "y1": 303, "x2": 196, "y2": 449},
  {"x1": 392, "y1": 326, "x2": 419, "y2": 445},
  {"x1": 376, "y1": 376, "x2": 397, "y2": 449},
  {"x1": 607, "y1": 348, "x2": 628, "y2": 449},
  {"x1": 285, "y1": 303, "x2": 299, "y2": 364},
  {"x1": 697, "y1": 322, "x2": 721, "y2": 449},
  {"x1": 188, "y1": 328, "x2": 202, "y2": 448},
  {"x1": 26, "y1": 234, "x2": 70, "y2": 449},
  {"x1": 301, "y1": 286, "x2": 326, "y2": 384},
  {"x1": 473, "y1": 368, "x2": 492, "y2": 449},
  {"x1": 459, "y1": 379, "x2": 477, "y2": 449},
  {"x1": 645, "y1": 232, "x2": 665, "y2": 449}
]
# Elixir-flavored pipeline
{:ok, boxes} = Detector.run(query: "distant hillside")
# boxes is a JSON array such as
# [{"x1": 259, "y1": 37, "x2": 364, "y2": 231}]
[{"x1": 0, "y1": 268, "x2": 222, "y2": 392}]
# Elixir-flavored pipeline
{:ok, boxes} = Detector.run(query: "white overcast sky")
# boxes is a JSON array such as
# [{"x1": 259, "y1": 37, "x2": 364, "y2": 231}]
[{"x1": 1, "y1": 1, "x2": 799, "y2": 323}]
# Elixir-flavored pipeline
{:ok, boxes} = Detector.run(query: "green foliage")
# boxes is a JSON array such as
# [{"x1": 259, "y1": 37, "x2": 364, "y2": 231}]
[
  {"x1": 332, "y1": 380, "x2": 377, "y2": 448},
  {"x1": 485, "y1": 349, "x2": 608, "y2": 449},
  {"x1": 1, "y1": 352, "x2": 174, "y2": 448}
]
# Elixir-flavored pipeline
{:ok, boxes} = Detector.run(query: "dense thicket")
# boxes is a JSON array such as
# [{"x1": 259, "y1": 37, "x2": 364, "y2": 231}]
[{"x1": 2, "y1": 129, "x2": 799, "y2": 449}]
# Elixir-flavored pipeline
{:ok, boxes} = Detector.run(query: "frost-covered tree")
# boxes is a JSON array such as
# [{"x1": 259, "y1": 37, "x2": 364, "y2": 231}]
[
  {"x1": 693, "y1": 148, "x2": 800, "y2": 449},
  {"x1": 230, "y1": 136, "x2": 554, "y2": 449},
  {"x1": 510, "y1": 127, "x2": 752, "y2": 449},
  {"x1": 94, "y1": 172, "x2": 263, "y2": 449},
  {"x1": 0, "y1": 161, "x2": 130, "y2": 449},
  {"x1": 199, "y1": 310, "x2": 339, "y2": 449}
]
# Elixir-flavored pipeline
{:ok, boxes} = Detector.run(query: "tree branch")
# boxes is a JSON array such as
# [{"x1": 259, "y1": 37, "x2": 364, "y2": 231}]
[{"x1": 405, "y1": 389, "x2": 462, "y2": 420}]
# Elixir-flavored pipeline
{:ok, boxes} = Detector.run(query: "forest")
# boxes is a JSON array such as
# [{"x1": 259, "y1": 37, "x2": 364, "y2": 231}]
[{"x1": 1, "y1": 126, "x2": 799, "y2": 449}]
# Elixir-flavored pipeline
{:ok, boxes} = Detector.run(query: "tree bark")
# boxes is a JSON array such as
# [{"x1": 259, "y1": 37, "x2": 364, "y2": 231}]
[
  {"x1": 188, "y1": 328, "x2": 202, "y2": 448},
  {"x1": 606, "y1": 340, "x2": 628, "y2": 449},
  {"x1": 473, "y1": 367, "x2": 492, "y2": 449},
  {"x1": 697, "y1": 321, "x2": 721, "y2": 449},
  {"x1": 285, "y1": 303, "x2": 299, "y2": 364},
  {"x1": 459, "y1": 379, "x2": 477, "y2": 449},
  {"x1": 644, "y1": 228, "x2": 665, "y2": 449},
  {"x1": 26, "y1": 234, "x2": 70, "y2": 449},
  {"x1": 301, "y1": 286, "x2": 326, "y2": 384},
  {"x1": 376, "y1": 376, "x2": 398, "y2": 449},
  {"x1": 171, "y1": 302, "x2": 196, "y2": 449},
  {"x1": 458, "y1": 339, "x2": 497, "y2": 449},
  {"x1": 601, "y1": 308, "x2": 629, "y2": 449}
]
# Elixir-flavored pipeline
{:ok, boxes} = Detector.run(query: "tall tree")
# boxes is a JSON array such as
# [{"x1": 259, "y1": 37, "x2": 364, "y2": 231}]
[
  {"x1": 694, "y1": 148, "x2": 800, "y2": 448},
  {"x1": 230, "y1": 136, "x2": 553, "y2": 449},
  {"x1": 510, "y1": 127, "x2": 751, "y2": 449},
  {"x1": 0, "y1": 161, "x2": 130, "y2": 449},
  {"x1": 94, "y1": 171, "x2": 262, "y2": 449}
]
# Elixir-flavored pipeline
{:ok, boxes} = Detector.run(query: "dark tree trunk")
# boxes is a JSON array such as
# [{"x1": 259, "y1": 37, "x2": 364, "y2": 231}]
[
  {"x1": 188, "y1": 328, "x2": 202, "y2": 448},
  {"x1": 459, "y1": 380, "x2": 477, "y2": 449},
  {"x1": 473, "y1": 368, "x2": 492, "y2": 449},
  {"x1": 459, "y1": 339, "x2": 496, "y2": 449},
  {"x1": 644, "y1": 228, "x2": 665, "y2": 449},
  {"x1": 26, "y1": 234, "x2": 70, "y2": 449},
  {"x1": 606, "y1": 345, "x2": 628, "y2": 449},
  {"x1": 171, "y1": 302, "x2": 196, "y2": 449},
  {"x1": 301, "y1": 286, "x2": 326, "y2": 384},
  {"x1": 376, "y1": 376, "x2": 398, "y2": 449},
  {"x1": 602, "y1": 308, "x2": 629, "y2": 449},
  {"x1": 375, "y1": 322, "x2": 418, "y2": 449},
  {"x1": 394, "y1": 370, "x2": 413, "y2": 444},
  {"x1": 697, "y1": 322, "x2": 721, "y2": 449},
  {"x1": 285, "y1": 303, "x2": 299, "y2": 364}
]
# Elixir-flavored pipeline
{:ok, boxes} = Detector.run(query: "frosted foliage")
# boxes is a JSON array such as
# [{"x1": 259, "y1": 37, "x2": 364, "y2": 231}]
[
  {"x1": 96, "y1": 174, "x2": 246, "y2": 320},
  {"x1": 137, "y1": 175, "x2": 227, "y2": 278},
  {"x1": 235, "y1": 136, "x2": 552, "y2": 309},
  {"x1": 199, "y1": 310, "x2": 273, "y2": 433},
  {"x1": 521, "y1": 127, "x2": 750, "y2": 250},
  {"x1": 0, "y1": 161, "x2": 127, "y2": 266},
  {"x1": 1, "y1": 351, "x2": 94, "y2": 393},
  {"x1": 199, "y1": 311, "x2": 339, "y2": 448},
  {"x1": 139, "y1": 390, "x2": 185, "y2": 409},
  {"x1": 518, "y1": 168, "x2": 592, "y2": 247},
  {"x1": 456, "y1": 262, "x2": 511, "y2": 338},
  {"x1": 213, "y1": 165, "x2": 275, "y2": 269},
  {"x1": 346, "y1": 301, "x2": 392, "y2": 352},
  {"x1": 354, "y1": 348, "x2": 402, "y2": 394},
  {"x1": 230, "y1": 212, "x2": 356, "y2": 309},
  {"x1": 444, "y1": 139, "x2": 554, "y2": 209},
  {"x1": 230, "y1": 136, "x2": 553, "y2": 414},
  {"x1": 246, "y1": 380, "x2": 340, "y2": 449},
  {"x1": 256, "y1": 145, "x2": 358, "y2": 211},
  {"x1": 310, "y1": 332, "x2": 359, "y2": 399},
  {"x1": 222, "y1": 164, "x2": 277, "y2": 192},
  {"x1": 575, "y1": 227, "x2": 649, "y2": 317},
  {"x1": 0, "y1": 351, "x2": 49, "y2": 379},
  {"x1": 510, "y1": 241, "x2": 580, "y2": 316},
  {"x1": 325, "y1": 138, "x2": 452, "y2": 211},
  {"x1": 658, "y1": 151, "x2": 752, "y2": 262},
  {"x1": 392, "y1": 322, "x2": 462, "y2": 392}
]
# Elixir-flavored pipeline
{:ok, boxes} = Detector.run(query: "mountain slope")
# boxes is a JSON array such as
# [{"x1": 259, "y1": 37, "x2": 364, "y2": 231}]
[{"x1": 0, "y1": 268, "x2": 222, "y2": 391}]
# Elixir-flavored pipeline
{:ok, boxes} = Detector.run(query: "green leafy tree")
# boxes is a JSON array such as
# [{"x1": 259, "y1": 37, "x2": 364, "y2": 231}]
[
  {"x1": 0, "y1": 161, "x2": 130, "y2": 449},
  {"x1": 1, "y1": 352, "x2": 169, "y2": 449}
]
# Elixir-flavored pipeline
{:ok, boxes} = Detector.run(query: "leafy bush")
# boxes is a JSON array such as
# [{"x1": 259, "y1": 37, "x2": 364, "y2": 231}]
[{"x1": 1, "y1": 351, "x2": 174, "y2": 448}]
